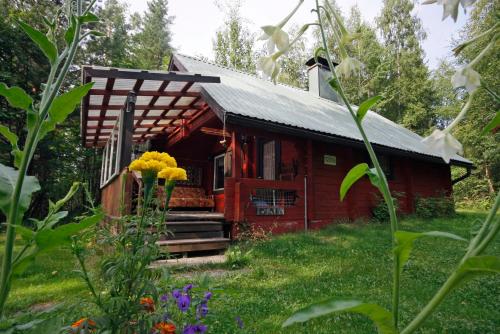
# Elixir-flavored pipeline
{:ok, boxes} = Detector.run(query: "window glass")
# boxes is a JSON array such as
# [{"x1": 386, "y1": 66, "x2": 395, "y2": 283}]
[{"x1": 214, "y1": 154, "x2": 225, "y2": 190}]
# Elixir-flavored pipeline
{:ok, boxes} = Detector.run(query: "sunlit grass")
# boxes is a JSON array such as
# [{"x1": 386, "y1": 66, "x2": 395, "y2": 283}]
[{"x1": 1, "y1": 210, "x2": 498, "y2": 333}]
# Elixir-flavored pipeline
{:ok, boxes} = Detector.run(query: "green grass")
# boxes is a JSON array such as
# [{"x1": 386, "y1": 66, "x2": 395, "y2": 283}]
[{"x1": 2, "y1": 211, "x2": 499, "y2": 333}]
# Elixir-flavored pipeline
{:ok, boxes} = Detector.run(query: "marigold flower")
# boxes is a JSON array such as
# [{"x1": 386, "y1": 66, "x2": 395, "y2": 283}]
[
  {"x1": 154, "y1": 322, "x2": 176, "y2": 334},
  {"x1": 140, "y1": 297, "x2": 155, "y2": 312},
  {"x1": 71, "y1": 318, "x2": 96, "y2": 330},
  {"x1": 158, "y1": 167, "x2": 188, "y2": 181},
  {"x1": 140, "y1": 151, "x2": 177, "y2": 167}
]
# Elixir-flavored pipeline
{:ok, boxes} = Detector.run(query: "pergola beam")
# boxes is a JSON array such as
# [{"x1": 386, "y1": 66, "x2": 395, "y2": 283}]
[{"x1": 83, "y1": 67, "x2": 221, "y2": 83}]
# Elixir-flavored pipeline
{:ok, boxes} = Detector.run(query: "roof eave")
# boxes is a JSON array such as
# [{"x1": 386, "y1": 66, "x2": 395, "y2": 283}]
[{"x1": 225, "y1": 112, "x2": 473, "y2": 168}]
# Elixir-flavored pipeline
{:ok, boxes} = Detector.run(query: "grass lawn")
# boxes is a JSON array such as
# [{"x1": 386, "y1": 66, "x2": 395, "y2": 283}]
[{"x1": 2, "y1": 211, "x2": 499, "y2": 333}]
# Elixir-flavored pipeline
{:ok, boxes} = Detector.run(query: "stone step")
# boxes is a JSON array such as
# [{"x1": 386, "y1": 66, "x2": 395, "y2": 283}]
[{"x1": 157, "y1": 238, "x2": 230, "y2": 253}]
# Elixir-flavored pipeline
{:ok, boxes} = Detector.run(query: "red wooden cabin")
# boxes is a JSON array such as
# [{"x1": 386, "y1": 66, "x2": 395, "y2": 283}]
[{"x1": 80, "y1": 54, "x2": 472, "y2": 251}]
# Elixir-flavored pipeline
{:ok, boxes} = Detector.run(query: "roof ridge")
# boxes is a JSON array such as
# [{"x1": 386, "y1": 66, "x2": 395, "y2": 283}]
[{"x1": 173, "y1": 52, "x2": 310, "y2": 93}]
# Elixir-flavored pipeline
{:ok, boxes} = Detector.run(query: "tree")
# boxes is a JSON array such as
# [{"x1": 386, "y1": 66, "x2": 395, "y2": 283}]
[
  {"x1": 275, "y1": 25, "x2": 309, "y2": 88},
  {"x1": 376, "y1": 0, "x2": 435, "y2": 134},
  {"x1": 453, "y1": 0, "x2": 499, "y2": 200},
  {"x1": 84, "y1": 0, "x2": 132, "y2": 68},
  {"x1": 213, "y1": 1, "x2": 256, "y2": 73},
  {"x1": 133, "y1": 0, "x2": 174, "y2": 70},
  {"x1": 340, "y1": 5, "x2": 385, "y2": 106}
]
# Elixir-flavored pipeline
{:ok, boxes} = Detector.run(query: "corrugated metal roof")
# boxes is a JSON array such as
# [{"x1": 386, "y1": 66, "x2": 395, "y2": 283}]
[{"x1": 174, "y1": 53, "x2": 471, "y2": 165}]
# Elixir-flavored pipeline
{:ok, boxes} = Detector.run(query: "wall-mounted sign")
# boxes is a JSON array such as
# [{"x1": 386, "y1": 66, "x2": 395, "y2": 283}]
[
  {"x1": 256, "y1": 206, "x2": 285, "y2": 216},
  {"x1": 323, "y1": 154, "x2": 337, "y2": 166}
]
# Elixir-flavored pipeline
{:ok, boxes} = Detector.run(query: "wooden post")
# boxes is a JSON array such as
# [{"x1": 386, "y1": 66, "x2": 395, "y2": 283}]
[
  {"x1": 118, "y1": 91, "x2": 135, "y2": 170},
  {"x1": 306, "y1": 139, "x2": 314, "y2": 223}
]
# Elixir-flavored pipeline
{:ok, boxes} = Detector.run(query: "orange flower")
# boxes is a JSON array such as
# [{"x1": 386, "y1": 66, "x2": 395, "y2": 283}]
[
  {"x1": 153, "y1": 322, "x2": 176, "y2": 334},
  {"x1": 71, "y1": 318, "x2": 96, "y2": 330},
  {"x1": 140, "y1": 297, "x2": 155, "y2": 312}
]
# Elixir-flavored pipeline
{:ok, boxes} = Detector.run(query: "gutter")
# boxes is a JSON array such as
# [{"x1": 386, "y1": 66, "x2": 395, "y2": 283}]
[{"x1": 452, "y1": 165, "x2": 473, "y2": 185}]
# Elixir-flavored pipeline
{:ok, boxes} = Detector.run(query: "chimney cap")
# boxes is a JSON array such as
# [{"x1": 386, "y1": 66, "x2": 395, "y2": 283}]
[{"x1": 305, "y1": 56, "x2": 338, "y2": 70}]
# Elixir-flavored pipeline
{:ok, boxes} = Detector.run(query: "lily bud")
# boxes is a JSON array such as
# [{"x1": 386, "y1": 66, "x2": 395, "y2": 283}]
[{"x1": 451, "y1": 65, "x2": 481, "y2": 93}]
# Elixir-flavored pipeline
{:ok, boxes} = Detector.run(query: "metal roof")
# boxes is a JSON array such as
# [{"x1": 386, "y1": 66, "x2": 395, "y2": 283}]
[
  {"x1": 80, "y1": 65, "x2": 220, "y2": 147},
  {"x1": 173, "y1": 54, "x2": 472, "y2": 166}
]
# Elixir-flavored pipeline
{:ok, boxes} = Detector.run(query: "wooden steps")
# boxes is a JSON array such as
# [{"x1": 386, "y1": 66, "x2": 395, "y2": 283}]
[{"x1": 156, "y1": 211, "x2": 229, "y2": 254}]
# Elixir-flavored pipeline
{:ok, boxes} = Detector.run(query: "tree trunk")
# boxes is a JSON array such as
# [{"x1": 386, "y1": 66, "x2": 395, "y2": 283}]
[{"x1": 485, "y1": 165, "x2": 495, "y2": 194}]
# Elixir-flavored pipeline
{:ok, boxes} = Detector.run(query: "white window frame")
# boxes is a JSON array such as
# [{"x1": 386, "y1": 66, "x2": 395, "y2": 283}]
[{"x1": 213, "y1": 153, "x2": 225, "y2": 191}]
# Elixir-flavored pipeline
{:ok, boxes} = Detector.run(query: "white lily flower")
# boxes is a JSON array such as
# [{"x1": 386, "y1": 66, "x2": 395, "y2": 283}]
[
  {"x1": 258, "y1": 55, "x2": 281, "y2": 82},
  {"x1": 451, "y1": 65, "x2": 481, "y2": 92},
  {"x1": 335, "y1": 56, "x2": 363, "y2": 79},
  {"x1": 258, "y1": 0, "x2": 303, "y2": 53},
  {"x1": 423, "y1": 0, "x2": 477, "y2": 22},
  {"x1": 421, "y1": 129, "x2": 463, "y2": 164},
  {"x1": 259, "y1": 26, "x2": 290, "y2": 54}
]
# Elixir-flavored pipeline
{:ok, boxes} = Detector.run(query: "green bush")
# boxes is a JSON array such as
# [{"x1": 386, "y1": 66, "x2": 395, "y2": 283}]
[
  {"x1": 371, "y1": 192, "x2": 402, "y2": 223},
  {"x1": 414, "y1": 194, "x2": 455, "y2": 218},
  {"x1": 225, "y1": 245, "x2": 253, "y2": 269}
]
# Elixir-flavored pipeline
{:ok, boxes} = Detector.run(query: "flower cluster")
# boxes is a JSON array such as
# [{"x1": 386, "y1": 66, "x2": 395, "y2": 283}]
[
  {"x1": 150, "y1": 284, "x2": 213, "y2": 334},
  {"x1": 128, "y1": 151, "x2": 187, "y2": 181},
  {"x1": 69, "y1": 318, "x2": 96, "y2": 333}
]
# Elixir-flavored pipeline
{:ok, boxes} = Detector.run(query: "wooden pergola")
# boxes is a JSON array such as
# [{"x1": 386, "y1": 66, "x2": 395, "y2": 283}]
[
  {"x1": 80, "y1": 65, "x2": 220, "y2": 187},
  {"x1": 80, "y1": 65, "x2": 221, "y2": 148}
]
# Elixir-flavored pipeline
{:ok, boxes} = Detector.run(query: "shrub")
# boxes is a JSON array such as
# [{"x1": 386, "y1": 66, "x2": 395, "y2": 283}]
[
  {"x1": 371, "y1": 192, "x2": 402, "y2": 223},
  {"x1": 414, "y1": 194, "x2": 455, "y2": 218},
  {"x1": 225, "y1": 246, "x2": 253, "y2": 269}
]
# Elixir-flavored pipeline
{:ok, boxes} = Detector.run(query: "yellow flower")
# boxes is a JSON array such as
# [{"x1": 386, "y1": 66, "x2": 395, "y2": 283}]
[
  {"x1": 144, "y1": 159, "x2": 168, "y2": 173},
  {"x1": 158, "y1": 167, "x2": 187, "y2": 181},
  {"x1": 140, "y1": 151, "x2": 177, "y2": 167},
  {"x1": 129, "y1": 159, "x2": 148, "y2": 172}
]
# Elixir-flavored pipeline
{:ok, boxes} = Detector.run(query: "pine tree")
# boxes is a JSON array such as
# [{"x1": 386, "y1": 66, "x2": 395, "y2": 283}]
[
  {"x1": 213, "y1": 1, "x2": 255, "y2": 73},
  {"x1": 376, "y1": 0, "x2": 435, "y2": 134},
  {"x1": 133, "y1": 0, "x2": 174, "y2": 70},
  {"x1": 84, "y1": 0, "x2": 131, "y2": 67}
]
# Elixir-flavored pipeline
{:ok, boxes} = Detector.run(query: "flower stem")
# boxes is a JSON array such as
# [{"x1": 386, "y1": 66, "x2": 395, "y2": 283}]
[{"x1": 315, "y1": 0, "x2": 400, "y2": 326}]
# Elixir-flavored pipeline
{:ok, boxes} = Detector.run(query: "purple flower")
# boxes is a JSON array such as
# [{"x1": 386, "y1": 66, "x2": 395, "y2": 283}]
[
  {"x1": 235, "y1": 316, "x2": 244, "y2": 329},
  {"x1": 196, "y1": 302, "x2": 209, "y2": 319},
  {"x1": 203, "y1": 291, "x2": 212, "y2": 301},
  {"x1": 177, "y1": 294, "x2": 191, "y2": 312},
  {"x1": 183, "y1": 325, "x2": 207, "y2": 334},
  {"x1": 172, "y1": 289, "x2": 181, "y2": 300},
  {"x1": 160, "y1": 294, "x2": 169, "y2": 303},
  {"x1": 183, "y1": 284, "x2": 193, "y2": 292}
]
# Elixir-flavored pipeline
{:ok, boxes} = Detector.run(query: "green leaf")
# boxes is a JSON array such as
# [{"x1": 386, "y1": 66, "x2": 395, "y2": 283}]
[
  {"x1": 35, "y1": 211, "x2": 103, "y2": 252},
  {"x1": 481, "y1": 112, "x2": 499, "y2": 135},
  {"x1": 458, "y1": 256, "x2": 500, "y2": 276},
  {"x1": 328, "y1": 77, "x2": 340, "y2": 93},
  {"x1": 40, "y1": 82, "x2": 94, "y2": 139},
  {"x1": 0, "y1": 163, "x2": 40, "y2": 224},
  {"x1": 357, "y1": 95, "x2": 382, "y2": 122},
  {"x1": 44, "y1": 211, "x2": 69, "y2": 229},
  {"x1": 314, "y1": 47, "x2": 326, "y2": 63},
  {"x1": 340, "y1": 163, "x2": 368, "y2": 201},
  {"x1": 0, "y1": 83, "x2": 33, "y2": 110},
  {"x1": 366, "y1": 167, "x2": 382, "y2": 190},
  {"x1": 12, "y1": 253, "x2": 36, "y2": 276},
  {"x1": 18, "y1": 20, "x2": 57, "y2": 64},
  {"x1": 79, "y1": 12, "x2": 99, "y2": 23},
  {"x1": 12, "y1": 225, "x2": 35, "y2": 242},
  {"x1": 88, "y1": 30, "x2": 105, "y2": 37},
  {"x1": 282, "y1": 299, "x2": 396, "y2": 334},
  {"x1": 394, "y1": 230, "x2": 466, "y2": 274},
  {"x1": 0, "y1": 124, "x2": 22, "y2": 167},
  {"x1": 64, "y1": 16, "x2": 77, "y2": 45}
]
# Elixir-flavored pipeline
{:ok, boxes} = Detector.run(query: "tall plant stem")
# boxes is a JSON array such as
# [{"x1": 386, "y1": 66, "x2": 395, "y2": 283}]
[
  {"x1": 315, "y1": 0, "x2": 400, "y2": 327},
  {"x1": 0, "y1": 3, "x2": 83, "y2": 316},
  {"x1": 402, "y1": 190, "x2": 500, "y2": 334}
]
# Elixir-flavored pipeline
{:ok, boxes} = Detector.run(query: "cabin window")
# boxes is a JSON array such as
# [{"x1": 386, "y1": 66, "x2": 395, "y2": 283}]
[
  {"x1": 213, "y1": 153, "x2": 225, "y2": 191},
  {"x1": 257, "y1": 139, "x2": 281, "y2": 180},
  {"x1": 378, "y1": 155, "x2": 394, "y2": 180}
]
